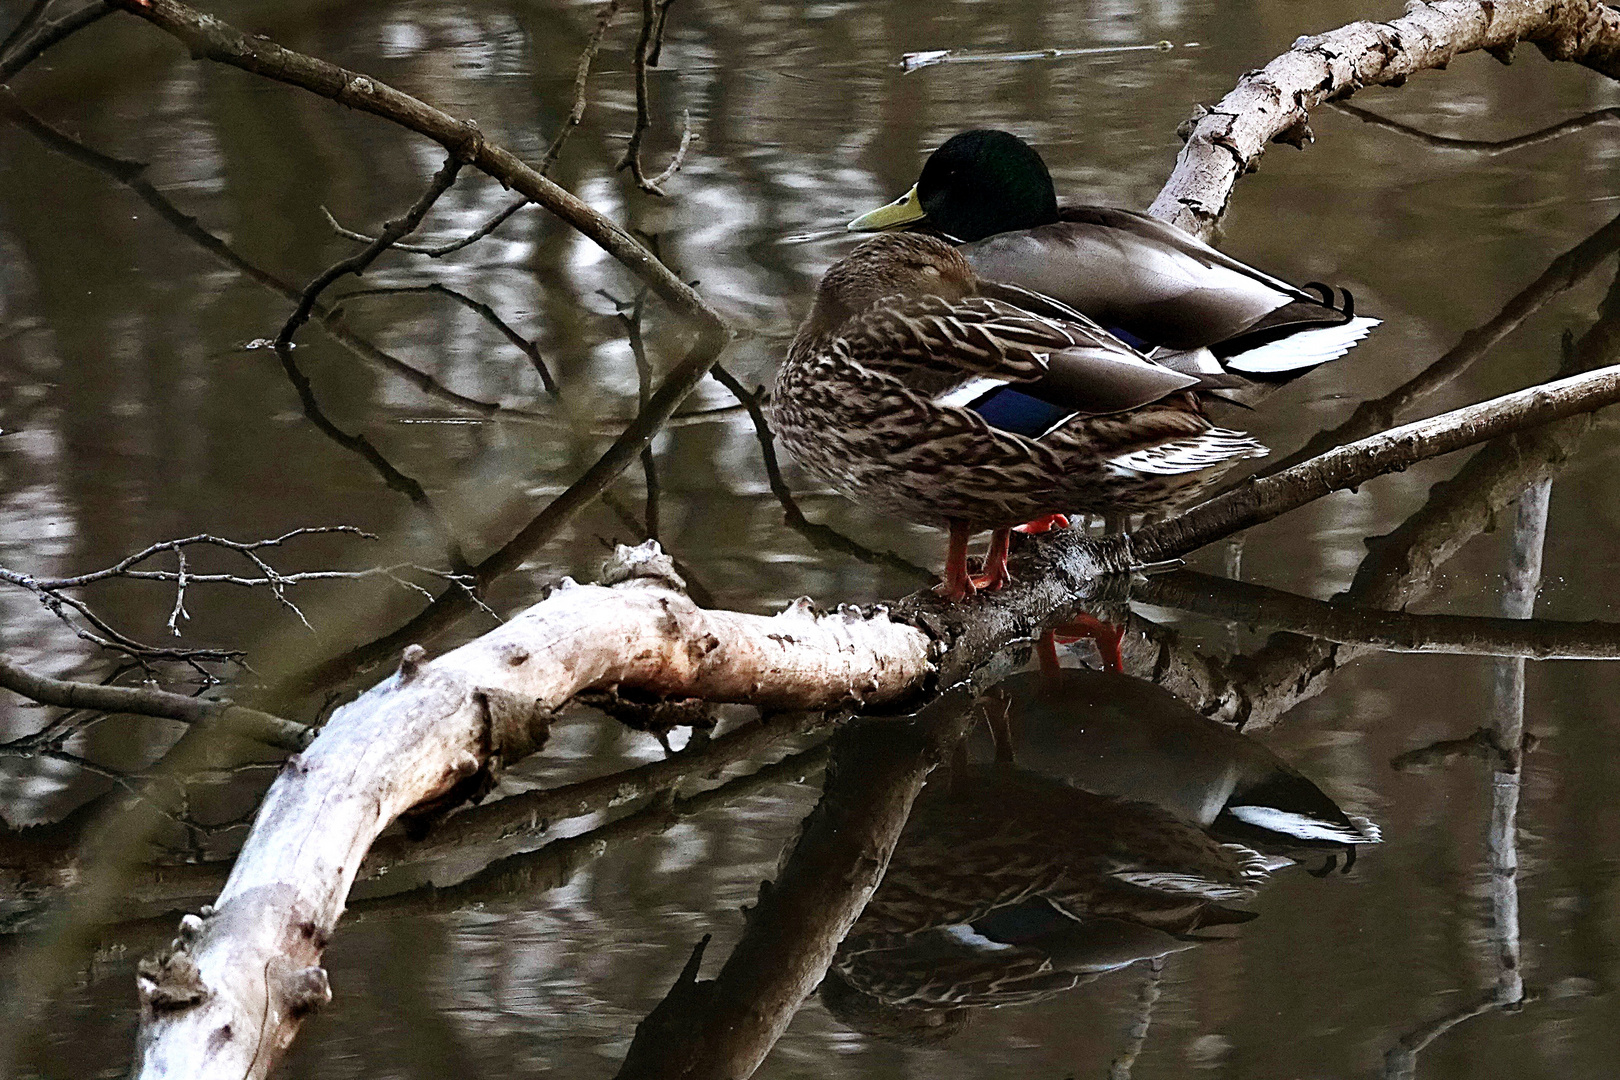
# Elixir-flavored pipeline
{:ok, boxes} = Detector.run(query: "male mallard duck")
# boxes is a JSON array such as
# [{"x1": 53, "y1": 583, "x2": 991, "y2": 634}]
[
  {"x1": 823, "y1": 763, "x2": 1265, "y2": 1039},
  {"x1": 986, "y1": 667, "x2": 1382, "y2": 870},
  {"x1": 850, "y1": 129, "x2": 1379, "y2": 377},
  {"x1": 770, "y1": 232, "x2": 1268, "y2": 600}
]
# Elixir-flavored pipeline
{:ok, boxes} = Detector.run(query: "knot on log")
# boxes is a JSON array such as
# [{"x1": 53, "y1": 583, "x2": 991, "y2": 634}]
[
  {"x1": 270, "y1": 957, "x2": 332, "y2": 1017},
  {"x1": 397, "y1": 643, "x2": 428, "y2": 682},
  {"x1": 1175, "y1": 103, "x2": 1211, "y2": 143},
  {"x1": 574, "y1": 687, "x2": 714, "y2": 749},
  {"x1": 599, "y1": 540, "x2": 687, "y2": 593},
  {"x1": 478, "y1": 686, "x2": 552, "y2": 765},
  {"x1": 136, "y1": 948, "x2": 209, "y2": 1013},
  {"x1": 452, "y1": 118, "x2": 486, "y2": 163},
  {"x1": 1272, "y1": 116, "x2": 1316, "y2": 148}
]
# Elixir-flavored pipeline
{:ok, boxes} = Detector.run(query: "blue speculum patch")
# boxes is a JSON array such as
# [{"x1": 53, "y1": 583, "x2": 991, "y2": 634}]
[{"x1": 970, "y1": 387, "x2": 1074, "y2": 438}]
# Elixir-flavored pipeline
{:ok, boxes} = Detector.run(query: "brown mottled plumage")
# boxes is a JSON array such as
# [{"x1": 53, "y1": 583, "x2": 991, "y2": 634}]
[
  {"x1": 769, "y1": 232, "x2": 1267, "y2": 598},
  {"x1": 822, "y1": 763, "x2": 1265, "y2": 1038}
]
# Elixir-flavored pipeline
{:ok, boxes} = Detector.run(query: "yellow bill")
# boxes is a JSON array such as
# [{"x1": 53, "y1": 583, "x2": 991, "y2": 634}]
[{"x1": 847, "y1": 184, "x2": 926, "y2": 231}]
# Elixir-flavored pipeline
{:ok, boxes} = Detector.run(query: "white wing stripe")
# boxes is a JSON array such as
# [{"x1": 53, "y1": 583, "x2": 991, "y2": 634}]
[{"x1": 934, "y1": 376, "x2": 1010, "y2": 407}]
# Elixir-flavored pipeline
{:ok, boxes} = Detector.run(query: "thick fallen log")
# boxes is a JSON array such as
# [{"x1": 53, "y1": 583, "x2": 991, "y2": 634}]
[{"x1": 131, "y1": 547, "x2": 929, "y2": 1078}]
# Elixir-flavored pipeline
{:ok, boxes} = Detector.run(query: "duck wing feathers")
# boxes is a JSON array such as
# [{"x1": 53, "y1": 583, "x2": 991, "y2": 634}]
[
  {"x1": 961, "y1": 205, "x2": 1352, "y2": 351},
  {"x1": 836, "y1": 292, "x2": 1213, "y2": 420}
]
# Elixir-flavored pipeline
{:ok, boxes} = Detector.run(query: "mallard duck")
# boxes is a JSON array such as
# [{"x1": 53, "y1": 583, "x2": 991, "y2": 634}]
[
  {"x1": 770, "y1": 232, "x2": 1268, "y2": 600},
  {"x1": 986, "y1": 667, "x2": 1382, "y2": 870},
  {"x1": 850, "y1": 129, "x2": 1379, "y2": 377},
  {"x1": 822, "y1": 762, "x2": 1265, "y2": 1039}
]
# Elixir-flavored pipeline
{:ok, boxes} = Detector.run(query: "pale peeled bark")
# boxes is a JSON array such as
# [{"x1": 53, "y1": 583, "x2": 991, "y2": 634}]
[{"x1": 132, "y1": 545, "x2": 930, "y2": 1079}]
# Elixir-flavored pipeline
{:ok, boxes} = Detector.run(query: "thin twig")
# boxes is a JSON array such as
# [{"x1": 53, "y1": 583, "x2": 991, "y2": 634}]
[
  {"x1": 336, "y1": 284, "x2": 559, "y2": 396},
  {"x1": 276, "y1": 156, "x2": 463, "y2": 349},
  {"x1": 542, "y1": 0, "x2": 622, "y2": 173},
  {"x1": 271, "y1": 347, "x2": 471, "y2": 573},
  {"x1": 321, "y1": 195, "x2": 528, "y2": 258},
  {"x1": 7, "y1": 527, "x2": 372, "y2": 590}
]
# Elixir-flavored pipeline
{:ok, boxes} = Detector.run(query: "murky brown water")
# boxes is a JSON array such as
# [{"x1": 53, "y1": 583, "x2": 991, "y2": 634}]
[{"x1": 4, "y1": 0, "x2": 1620, "y2": 1075}]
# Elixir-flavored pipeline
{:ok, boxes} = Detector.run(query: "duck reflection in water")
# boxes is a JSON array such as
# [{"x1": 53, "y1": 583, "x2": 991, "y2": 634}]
[{"x1": 821, "y1": 664, "x2": 1380, "y2": 1043}]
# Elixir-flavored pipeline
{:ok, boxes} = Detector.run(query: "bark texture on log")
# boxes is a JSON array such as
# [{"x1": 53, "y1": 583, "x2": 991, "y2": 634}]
[
  {"x1": 1149, "y1": 0, "x2": 1620, "y2": 238},
  {"x1": 131, "y1": 545, "x2": 930, "y2": 1079}
]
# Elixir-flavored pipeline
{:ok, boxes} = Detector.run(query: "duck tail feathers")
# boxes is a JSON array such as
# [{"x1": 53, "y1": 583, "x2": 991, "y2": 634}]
[
  {"x1": 1223, "y1": 317, "x2": 1380, "y2": 375},
  {"x1": 1226, "y1": 804, "x2": 1382, "y2": 845},
  {"x1": 1106, "y1": 428, "x2": 1268, "y2": 477}
]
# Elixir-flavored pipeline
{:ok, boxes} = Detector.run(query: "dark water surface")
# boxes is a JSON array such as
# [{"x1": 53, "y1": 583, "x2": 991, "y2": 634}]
[{"x1": 3, "y1": 0, "x2": 1620, "y2": 1075}]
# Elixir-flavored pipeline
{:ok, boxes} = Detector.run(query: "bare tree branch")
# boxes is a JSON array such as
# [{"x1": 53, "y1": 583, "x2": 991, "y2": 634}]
[
  {"x1": 108, "y1": 0, "x2": 720, "y2": 325},
  {"x1": 319, "y1": 0, "x2": 623, "y2": 258},
  {"x1": 322, "y1": 195, "x2": 529, "y2": 258},
  {"x1": 1150, "y1": 0, "x2": 1620, "y2": 237},
  {"x1": 127, "y1": 542, "x2": 930, "y2": 1078},
  {"x1": 0, "y1": 655, "x2": 307, "y2": 752},
  {"x1": 0, "y1": 91, "x2": 535, "y2": 420},
  {"x1": 0, "y1": 0, "x2": 109, "y2": 82}
]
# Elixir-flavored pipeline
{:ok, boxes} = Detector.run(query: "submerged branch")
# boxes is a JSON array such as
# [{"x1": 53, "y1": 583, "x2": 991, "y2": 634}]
[
  {"x1": 276, "y1": 156, "x2": 463, "y2": 349},
  {"x1": 1335, "y1": 101, "x2": 1620, "y2": 155}
]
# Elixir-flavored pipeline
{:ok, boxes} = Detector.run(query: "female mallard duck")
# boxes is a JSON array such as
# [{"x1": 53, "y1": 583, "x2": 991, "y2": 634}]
[
  {"x1": 769, "y1": 231, "x2": 1267, "y2": 600},
  {"x1": 823, "y1": 762, "x2": 1266, "y2": 1039},
  {"x1": 850, "y1": 129, "x2": 1379, "y2": 377}
]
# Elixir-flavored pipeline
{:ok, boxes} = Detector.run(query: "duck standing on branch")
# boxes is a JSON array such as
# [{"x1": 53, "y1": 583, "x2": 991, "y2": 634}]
[
  {"x1": 849, "y1": 129, "x2": 1379, "y2": 378},
  {"x1": 769, "y1": 233, "x2": 1269, "y2": 601}
]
